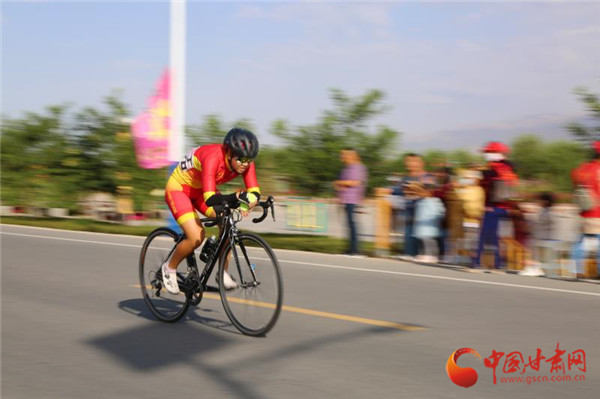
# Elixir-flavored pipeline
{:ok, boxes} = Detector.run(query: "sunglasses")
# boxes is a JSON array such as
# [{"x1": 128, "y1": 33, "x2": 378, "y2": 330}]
[{"x1": 234, "y1": 156, "x2": 254, "y2": 165}]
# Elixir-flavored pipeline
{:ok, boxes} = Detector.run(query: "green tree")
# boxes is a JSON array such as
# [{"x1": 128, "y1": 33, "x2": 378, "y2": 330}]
[
  {"x1": 446, "y1": 149, "x2": 483, "y2": 168},
  {"x1": 568, "y1": 84, "x2": 600, "y2": 145},
  {"x1": 422, "y1": 150, "x2": 447, "y2": 171},
  {"x1": 72, "y1": 93, "x2": 166, "y2": 210},
  {"x1": 187, "y1": 114, "x2": 255, "y2": 147},
  {"x1": 71, "y1": 94, "x2": 132, "y2": 193},
  {"x1": 509, "y1": 135, "x2": 586, "y2": 192},
  {"x1": 542, "y1": 141, "x2": 586, "y2": 192},
  {"x1": 1, "y1": 94, "x2": 168, "y2": 211},
  {"x1": 272, "y1": 89, "x2": 401, "y2": 196},
  {"x1": 510, "y1": 135, "x2": 546, "y2": 179},
  {"x1": 0, "y1": 106, "x2": 75, "y2": 207}
]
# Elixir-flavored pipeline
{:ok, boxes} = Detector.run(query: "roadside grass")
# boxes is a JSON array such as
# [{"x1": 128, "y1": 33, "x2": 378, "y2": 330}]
[{"x1": 0, "y1": 216, "x2": 377, "y2": 255}]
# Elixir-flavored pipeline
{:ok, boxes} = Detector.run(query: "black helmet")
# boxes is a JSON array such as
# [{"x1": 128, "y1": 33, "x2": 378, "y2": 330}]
[{"x1": 223, "y1": 128, "x2": 259, "y2": 159}]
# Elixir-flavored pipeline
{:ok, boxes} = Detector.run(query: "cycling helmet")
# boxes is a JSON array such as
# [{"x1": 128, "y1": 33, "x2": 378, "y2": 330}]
[{"x1": 223, "y1": 128, "x2": 259, "y2": 159}]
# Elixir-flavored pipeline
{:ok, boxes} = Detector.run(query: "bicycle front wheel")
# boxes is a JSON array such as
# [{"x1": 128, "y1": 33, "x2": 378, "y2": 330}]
[
  {"x1": 218, "y1": 233, "x2": 283, "y2": 336},
  {"x1": 139, "y1": 227, "x2": 190, "y2": 322}
]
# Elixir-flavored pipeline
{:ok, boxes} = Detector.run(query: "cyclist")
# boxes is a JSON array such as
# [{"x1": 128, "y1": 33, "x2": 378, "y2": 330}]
[{"x1": 162, "y1": 128, "x2": 261, "y2": 294}]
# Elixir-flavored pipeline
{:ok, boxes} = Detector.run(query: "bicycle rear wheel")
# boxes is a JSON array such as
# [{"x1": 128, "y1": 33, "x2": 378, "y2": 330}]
[
  {"x1": 218, "y1": 233, "x2": 283, "y2": 336},
  {"x1": 139, "y1": 227, "x2": 190, "y2": 322}
]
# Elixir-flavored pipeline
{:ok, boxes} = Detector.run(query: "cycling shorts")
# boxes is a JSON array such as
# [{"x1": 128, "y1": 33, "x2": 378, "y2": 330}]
[{"x1": 164, "y1": 176, "x2": 217, "y2": 225}]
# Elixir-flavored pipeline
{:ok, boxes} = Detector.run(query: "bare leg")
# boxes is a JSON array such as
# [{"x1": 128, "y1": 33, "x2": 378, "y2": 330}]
[{"x1": 167, "y1": 218, "x2": 205, "y2": 271}]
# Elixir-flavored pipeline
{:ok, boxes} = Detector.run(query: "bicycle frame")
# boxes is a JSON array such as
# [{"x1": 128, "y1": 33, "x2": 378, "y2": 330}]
[
  {"x1": 162, "y1": 216, "x2": 230, "y2": 297},
  {"x1": 140, "y1": 195, "x2": 280, "y2": 333},
  {"x1": 165, "y1": 198, "x2": 273, "y2": 300}
]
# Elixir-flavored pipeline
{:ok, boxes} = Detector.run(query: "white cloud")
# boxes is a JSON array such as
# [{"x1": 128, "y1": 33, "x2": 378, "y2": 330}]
[
  {"x1": 402, "y1": 112, "x2": 578, "y2": 152},
  {"x1": 236, "y1": 3, "x2": 394, "y2": 36},
  {"x1": 562, "y1": 25, "x2": 600, "y2": 37},
  {"x1": 235, "y1": 5, "x2": 267, "y2": 20},
  {"x1": 254, "y1": 5, "x2": 595, "y2": 141},
  {"x1": 6, "y1": 1, "x2": 598, "y2": 150},
  {"x1": 413, "y1": 93, "x2": 455, "y2": 105}
]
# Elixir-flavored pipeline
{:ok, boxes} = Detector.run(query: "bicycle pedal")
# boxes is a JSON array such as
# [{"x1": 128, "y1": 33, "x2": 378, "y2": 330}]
[{"x1": 190, "y1": 291, "x2": 203, "y2": 306}]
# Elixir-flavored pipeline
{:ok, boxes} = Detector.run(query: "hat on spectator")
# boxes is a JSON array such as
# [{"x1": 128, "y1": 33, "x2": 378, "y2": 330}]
[{"x1": 482, "y1": 141, "x2": 510, "y2": 154}]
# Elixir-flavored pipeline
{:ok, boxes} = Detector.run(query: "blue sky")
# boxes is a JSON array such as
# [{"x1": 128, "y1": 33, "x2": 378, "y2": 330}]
[{"x1": 2, "y1": 1, "x2": 600, "y2": 151}]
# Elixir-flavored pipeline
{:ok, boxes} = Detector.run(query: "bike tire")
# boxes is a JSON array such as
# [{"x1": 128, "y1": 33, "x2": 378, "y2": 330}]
[
  {"x1": 218, "y1": 232, "x2": 283, "y2": 336},
  {"x1": 139, "y1": 227, "x2": 191, "y2": 323}
]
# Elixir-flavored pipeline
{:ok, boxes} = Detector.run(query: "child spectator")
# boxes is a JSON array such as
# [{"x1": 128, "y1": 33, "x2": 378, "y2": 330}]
[
  {"x1": 413, "y1": 181, "x2": 446, "y2": 263},
  {"x1": 520, "y1": 192, "x2": 556, "y2": 277}
]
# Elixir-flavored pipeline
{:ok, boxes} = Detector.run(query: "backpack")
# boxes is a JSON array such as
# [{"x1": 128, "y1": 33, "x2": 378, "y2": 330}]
[
  {"x1": 574, "y1": 186, "x2": 595, "y2": 212},
  {"x1": 489, "y1": 162, "x2": 518, "y2": 203}
]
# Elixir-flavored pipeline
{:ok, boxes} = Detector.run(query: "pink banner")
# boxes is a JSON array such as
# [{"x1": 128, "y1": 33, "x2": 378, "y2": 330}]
[{"x1": 131, "y1": 69, "x2": 172, "y2": 169}]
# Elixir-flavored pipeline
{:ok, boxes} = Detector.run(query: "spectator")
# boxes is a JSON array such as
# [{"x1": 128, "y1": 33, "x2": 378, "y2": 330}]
[
  {"x1": 457, "y1": 168, "x2": 485, "y2": 263},
  {"x1": 395, "y1": 153, "x2": 435, "y2": 260},
  {"x1": 334, "y1": 148, "x2": 368, "y2": 257},
  {"x1": 570, "y1": 141, "x2": 600, "y2": 277},
  {"x1": 473, "y1": 141, "x2": 519, "y2": 269},
  {"x1": 387, "y1": 173, "x2": 406, "y2": 234},
  {"x1": 434, "y1": 167, "x2": 464, "y2": 264},
  {"x1": 412, "y1": 181, "x2": 446, "y2": 263},
  {"x1": 506, "y1": 199, "x2": 531, "y2": 272},
  {"x1": 521, "y1": 192, "x2": 556, "y2": 277}
]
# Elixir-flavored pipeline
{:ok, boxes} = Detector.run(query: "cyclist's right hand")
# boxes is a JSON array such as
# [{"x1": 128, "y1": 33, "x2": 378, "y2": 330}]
[{"x1": 238, "y1": 191, "x2": 259, "y2": 209}]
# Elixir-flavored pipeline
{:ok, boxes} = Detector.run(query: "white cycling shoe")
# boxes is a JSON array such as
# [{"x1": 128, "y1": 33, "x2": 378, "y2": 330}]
[
  {"x1": 221, "y1": 271, "x2": 238, "y2": 290},
  {"x1": 161, "y1": 262, "x2": 180, "y2": 294}
]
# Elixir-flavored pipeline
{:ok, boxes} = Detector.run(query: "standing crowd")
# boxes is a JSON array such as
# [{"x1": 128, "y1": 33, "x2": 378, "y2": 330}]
[{"x1": 384, "y1": 141, "x2": 600, "y2": 278}]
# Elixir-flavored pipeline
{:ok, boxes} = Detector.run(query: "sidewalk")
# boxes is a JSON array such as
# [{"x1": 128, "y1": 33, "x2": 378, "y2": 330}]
[{"x1": 387, "y1": 255, "x2": 600, "y2": 285}]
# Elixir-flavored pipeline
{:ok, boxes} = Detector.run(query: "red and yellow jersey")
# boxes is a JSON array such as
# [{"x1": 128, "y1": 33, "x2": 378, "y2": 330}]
[{"x1": 170, "y1": 143, "x2": 260, "y2": 203}]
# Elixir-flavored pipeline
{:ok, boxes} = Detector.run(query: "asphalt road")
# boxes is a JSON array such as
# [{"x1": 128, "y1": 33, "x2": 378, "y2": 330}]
[{"x1": 2, "y1": 224, "x2": 599, "y2": 399}]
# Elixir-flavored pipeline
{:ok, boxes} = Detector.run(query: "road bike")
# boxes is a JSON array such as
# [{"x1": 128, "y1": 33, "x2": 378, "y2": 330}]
[{"x1": 139, "y1": 196, "x2": 283, "y2": 336}]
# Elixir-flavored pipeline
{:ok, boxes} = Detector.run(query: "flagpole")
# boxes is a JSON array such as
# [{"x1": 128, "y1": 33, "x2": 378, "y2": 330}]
[
  {"x1": 167, "y1": 0, "x2": 186, "y2": 232},
  {"x1": 170, "y1": 0, "x2": 186, "y2": 162}
]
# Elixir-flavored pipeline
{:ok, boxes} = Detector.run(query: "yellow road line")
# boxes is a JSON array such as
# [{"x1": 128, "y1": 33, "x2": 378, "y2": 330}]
[{"x1": 132, "y1": 285, "x2": 424, "y2": 332}]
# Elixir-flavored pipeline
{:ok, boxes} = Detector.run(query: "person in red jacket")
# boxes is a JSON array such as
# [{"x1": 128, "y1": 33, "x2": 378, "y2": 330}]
[
  {"x1": 570, "y1": 141, "x2": 600, "y2": 277},
  {"x1": 162, "y1": 128, "x2": 261, "y2": 293},
  {"x1": 473, "y1": 141, "x2": 518, "y2": 269}
]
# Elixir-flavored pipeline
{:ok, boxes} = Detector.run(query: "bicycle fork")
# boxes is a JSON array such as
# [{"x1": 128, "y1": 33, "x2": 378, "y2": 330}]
[{"x1": 229, "y1": 233, "x2": 260, "y2": 288}]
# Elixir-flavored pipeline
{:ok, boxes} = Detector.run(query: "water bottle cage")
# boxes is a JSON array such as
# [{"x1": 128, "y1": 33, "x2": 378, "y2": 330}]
[{"x1": 199, "y1": 238, "x2": 218, "y2": 263}]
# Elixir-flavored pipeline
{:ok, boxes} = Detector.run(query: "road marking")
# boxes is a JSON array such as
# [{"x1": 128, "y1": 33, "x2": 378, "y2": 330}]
[
  {"x1": 4, "y1": 229, "x2": 600, "y2": 298},
  {"x1": 1, "y1": 232, "x2": 142, "y2": 248},
  {"x1": 276, "y1": 259, "x2": 600, "y2": 298},
  {"x1": 205, "y1": 293, "x2": 424, "y2": 331},
  {"x1": 133, "y1": 285, "x2": 423, "y2": 331},
  {"x1": 0, "y1": 223, "x2": 148, "y2": 240}
]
